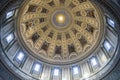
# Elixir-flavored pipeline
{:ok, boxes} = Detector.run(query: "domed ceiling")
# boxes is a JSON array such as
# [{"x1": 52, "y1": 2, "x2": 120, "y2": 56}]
[
  {"x1": 17, "y1": 0, "x2": 104, "y2": 64},
  {"x1": 1, "y1": 0, "x2": 120, "y2": 80}
]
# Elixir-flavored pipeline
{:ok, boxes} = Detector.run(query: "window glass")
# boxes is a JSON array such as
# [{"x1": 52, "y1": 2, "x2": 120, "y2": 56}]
[
  {"x1": 17, "y1": 52, "x2": 25, "y2": 61},
  {"x1": 53, "y1": 68, "x2": 59, "y2": 76},
  {"x1": 6, "y1": 33, "x2": 14, "y2": 43},
  {"x1": 34, "y1": 63, "x2": 41, "y2": 72},
  {"x1": 107, "y1": 18, "x2": 115, "y2": 27},
  {"x1": 104, "y1": 41, "x2": 111, "y2": 52},
  {"x1": 90, "y1": 57, "x2": 98, "y2": 66},
  {"x1": 73, "y1": 66, "x2": 79, "y2": 75},
  {"x1": 6, "y1": 11, "x2": 14, "y2": 19}
]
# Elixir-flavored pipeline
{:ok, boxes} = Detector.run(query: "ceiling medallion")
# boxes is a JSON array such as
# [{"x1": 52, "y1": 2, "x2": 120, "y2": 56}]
[
  {"x1": 51, "y1": 10, "x2": 71, "y2": 29},
  {"x1": 17, "y1": 0, "x2": 104, "y2": 64}
]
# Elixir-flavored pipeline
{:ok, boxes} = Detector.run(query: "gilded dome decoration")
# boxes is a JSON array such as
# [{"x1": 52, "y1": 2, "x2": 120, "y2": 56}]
[
  {"x1": 1, "y1": 0, "x2": 120, "y2": 80},
  {"x1": 17, "y1": 0, "x2": 104, "y2": 64}
]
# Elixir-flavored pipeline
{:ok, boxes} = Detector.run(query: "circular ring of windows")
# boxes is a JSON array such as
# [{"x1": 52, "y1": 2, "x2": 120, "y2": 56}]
[{"x1": 0, "y1": 0, "x2": 120, "y2": 80}]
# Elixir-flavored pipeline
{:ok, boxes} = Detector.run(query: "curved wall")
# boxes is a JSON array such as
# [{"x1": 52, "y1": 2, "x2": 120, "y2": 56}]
[{"x1": 0, "y1": 0, "x2": 120, "y2": 80}]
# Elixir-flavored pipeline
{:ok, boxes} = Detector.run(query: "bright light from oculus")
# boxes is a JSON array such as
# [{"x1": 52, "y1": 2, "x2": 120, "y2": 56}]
[
  {"x1": 73, "y1": 66, "x2": 79, "y2": 75},
  {"x1": 6, "y1": 11, "x2": 14, "y2": 19},
  {"x1": 107, "y1": 18, "x2": 115, "y2": 27},
  {"x1": 90, "y1": 57, "x2": 98, "y2": 66},
  {"x1": 59, "y1": 16, "x2": 64, "y2": 21},
  {"x1": 17, "y1": 52, "x2": 24, "y2": 61},
  {"x1": 56, "y1": 14, "x2": 66, "y2": 24},
  {"x1": 6, "y1": 34, "x2": 14, "y2": 43},
  {"x1": 34, "y1": 63, "x2": 41, "y2": 72},
  {"x1": 104, "y1": 41, "x2": 111, "y2": 52},
  {"x1": 53, "y1": 68, "x2": 59, "y2": 76}
]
